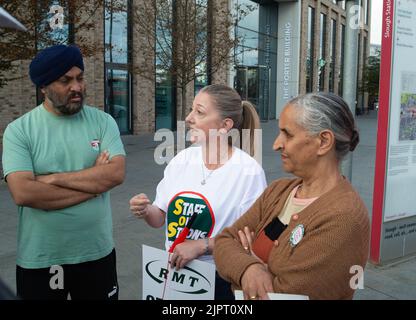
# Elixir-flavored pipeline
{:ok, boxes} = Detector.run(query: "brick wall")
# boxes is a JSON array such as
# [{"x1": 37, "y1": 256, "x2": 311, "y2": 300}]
[
  {"x1": 211, "y1": 0, "x2": 230, "y2": 85},
  {"x1": 131, "y1": 0, "x2": 156, "y2": 134},
  {"x1": 75, "y1": 1, "x2": 105, "y2": 110},
  {"x1": 0, "y1": 60, "x2": 37, "y2": 146}
]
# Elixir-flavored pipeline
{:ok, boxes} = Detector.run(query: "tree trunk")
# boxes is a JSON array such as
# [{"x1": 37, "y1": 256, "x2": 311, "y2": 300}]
[{"x1": 181, "y1": 85, "x2": 187, "y2": 121}]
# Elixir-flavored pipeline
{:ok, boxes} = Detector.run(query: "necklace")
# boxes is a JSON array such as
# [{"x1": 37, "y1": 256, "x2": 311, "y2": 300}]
[{"x1": 201, "y1": 163, "x2": 214, "y2": 185}]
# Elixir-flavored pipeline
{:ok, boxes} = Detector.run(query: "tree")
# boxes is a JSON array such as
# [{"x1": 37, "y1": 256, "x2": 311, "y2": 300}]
[
  {"x1": 132, "y1": 0, "x2": 254, "y2": 121},
  {"x1": 0, "y1": 0, "x2": 105, "y2": 88},
  {"x1": 361, "y1": 48, "x2": 380, "y2": 108}
]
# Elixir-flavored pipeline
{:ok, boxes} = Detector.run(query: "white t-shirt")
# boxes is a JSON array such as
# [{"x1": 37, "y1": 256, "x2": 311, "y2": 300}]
[{"x1": 153, "y1": 146, "x2": 267, "y2": 263}]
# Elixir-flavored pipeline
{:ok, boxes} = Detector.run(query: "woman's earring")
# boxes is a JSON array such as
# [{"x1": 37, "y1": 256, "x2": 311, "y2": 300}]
[{"x1": 219, "y1": 128, "x2": 227, "y2": 135}]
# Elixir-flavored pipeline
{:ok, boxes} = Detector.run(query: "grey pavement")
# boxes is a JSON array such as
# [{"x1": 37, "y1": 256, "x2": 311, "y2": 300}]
[{"x1": 1, "y1": 110, "x2": 416, "y2": 300}]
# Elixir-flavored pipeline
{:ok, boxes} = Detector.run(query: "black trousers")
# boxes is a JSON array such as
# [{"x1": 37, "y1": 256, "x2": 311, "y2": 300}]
[
  {"x1": 16, "y1": 249, "x2": 118, "y2": 300},
  {"x1": 214, "y1": 271, "x2": 235, "y2": 300}
]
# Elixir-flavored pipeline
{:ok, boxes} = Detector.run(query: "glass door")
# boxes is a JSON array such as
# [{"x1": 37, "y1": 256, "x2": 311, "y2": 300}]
[
  {"x1": 235, "y1": 66, "x2": 249, "y2": 102},
  {"x1": 234, "y1": 65, "x2": 271, "y2": 121},
  {"x1": 105, "y1": 68, "x2": 131, "y2": 134},
  {"x1": 155, "y1": 75, "x2": 175, "y2": 130}
]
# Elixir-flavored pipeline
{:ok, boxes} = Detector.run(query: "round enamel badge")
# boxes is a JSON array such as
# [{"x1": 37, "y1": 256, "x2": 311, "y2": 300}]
[{"x1": 289, "y1": 224, "x2": 304, "y2": 247}]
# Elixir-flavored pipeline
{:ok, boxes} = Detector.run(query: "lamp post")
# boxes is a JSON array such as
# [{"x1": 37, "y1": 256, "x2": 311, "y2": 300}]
[{"x1": 342, "y1": 0, "x2": 360, "y2": 180}]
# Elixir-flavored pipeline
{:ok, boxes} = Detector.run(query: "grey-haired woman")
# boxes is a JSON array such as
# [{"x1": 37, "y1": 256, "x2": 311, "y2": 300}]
[{"x1": 214, "y1": 92, "x2": 370, "y2": 300}]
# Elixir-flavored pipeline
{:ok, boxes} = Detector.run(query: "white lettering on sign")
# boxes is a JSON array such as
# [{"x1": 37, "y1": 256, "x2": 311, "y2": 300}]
[{"x1": 283, "y1": 22, "x2": 292, "y2": 101}]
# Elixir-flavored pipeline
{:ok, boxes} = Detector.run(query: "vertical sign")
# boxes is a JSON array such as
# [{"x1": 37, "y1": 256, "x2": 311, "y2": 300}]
[
  {"x1": 276, "y1": 1, "x2": 300, "y2": 117},
  {"x1": 371, "y1": 0, "x2": 416, "y2": 264}
]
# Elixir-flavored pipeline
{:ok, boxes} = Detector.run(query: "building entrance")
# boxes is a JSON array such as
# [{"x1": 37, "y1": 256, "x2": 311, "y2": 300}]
[{"x1": 234, "y1": 65, "x2": 271, "y2": 121}]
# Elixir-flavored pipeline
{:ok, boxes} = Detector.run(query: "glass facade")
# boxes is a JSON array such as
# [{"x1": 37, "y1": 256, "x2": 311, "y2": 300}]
[
  {"x1": 104, "y1": 0, "x2": 131, "y2": 134},
  {"x1": 234, "y1": 0, "x2": 260, "y2": 67},
  {"x1": 232, "y1": 0, "x2": 278, "y2": 120},
  {"x1": 306, "y1": 6, "x2": 315, "y2": 93}
]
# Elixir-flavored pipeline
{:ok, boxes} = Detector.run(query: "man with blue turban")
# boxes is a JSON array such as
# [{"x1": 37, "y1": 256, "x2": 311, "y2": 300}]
[{"x1": 1, "y1": 45, "x2": 126, "y2": 300}]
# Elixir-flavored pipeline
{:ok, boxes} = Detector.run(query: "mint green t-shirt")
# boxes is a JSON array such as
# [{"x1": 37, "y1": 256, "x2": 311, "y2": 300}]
[{"x1": 2, "y1": 104, "x2": 126, "y2": 268}]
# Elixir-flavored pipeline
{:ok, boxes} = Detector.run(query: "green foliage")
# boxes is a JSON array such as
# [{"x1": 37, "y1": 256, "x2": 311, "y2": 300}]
[{"x1": 361, "y1": 49, "x2": 380, "y2": 99}]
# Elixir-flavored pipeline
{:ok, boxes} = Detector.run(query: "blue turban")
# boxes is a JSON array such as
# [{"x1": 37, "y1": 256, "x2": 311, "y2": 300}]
[{"x1": 29, "y1": 45, "x2": 84, "y2": 87}]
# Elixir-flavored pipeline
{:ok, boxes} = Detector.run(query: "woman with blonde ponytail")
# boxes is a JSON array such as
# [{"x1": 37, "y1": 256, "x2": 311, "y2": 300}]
[{"x1": 129, "y1": 84, "x2": 267, "y2": 300}]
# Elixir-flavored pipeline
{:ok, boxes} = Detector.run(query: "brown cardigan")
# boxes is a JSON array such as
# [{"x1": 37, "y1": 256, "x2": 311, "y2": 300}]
[{"x1": 214, "y1": 178, "x2": 370, "y2": 300}]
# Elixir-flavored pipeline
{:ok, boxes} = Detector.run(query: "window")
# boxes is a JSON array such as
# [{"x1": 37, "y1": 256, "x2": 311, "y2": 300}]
[
  {"x1": 361, "y1": 36, "x2": 368, "y2": 106},
  {"x1": 233, "y1": 0, "x2": 260, "y2": 66},
  {"x1": 237, "y1": 0, "x2": 259, "y2": 32},
  {"x1": 339, "y1": 24, "x2": 346, "y2": 96},
  {"x1": 232, "y1": 0, "x2": 278, "y2": 120},
  {"x1": 318, "y1": 13, "x2": 327, "y2": 91},
  {"x1": 363, "y1": 36, "x2": 368, "y2": 65},
  {"x1": 105, "y1": 0, "x2": 129, "y2": 64},
  {"x1": 155, "y1": 0, "x2": 175, "y2": 130},
  {"x1": 306, "y1": 6, "x2": 315, "y2": 93},
  {"x1": 232, "y1": 0, "x2": 278, "y2": 69},
  {"x1": 357, "y1": 33, "x2": 361, "y2": 84},
  {"x1": 106, "y1": 69, "x2": 130, "y2": 133},
  {"x1": 329, "y1": 19, "x2": 337, "y2": 93},
  {"x1": 104, "y1": 0, "x2": 131, "y2": 134}
]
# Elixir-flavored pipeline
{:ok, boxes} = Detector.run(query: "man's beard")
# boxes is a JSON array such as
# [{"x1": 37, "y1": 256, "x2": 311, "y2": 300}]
[{"x1": 46, "y1": 89, "x2": 86, "y2": 115}]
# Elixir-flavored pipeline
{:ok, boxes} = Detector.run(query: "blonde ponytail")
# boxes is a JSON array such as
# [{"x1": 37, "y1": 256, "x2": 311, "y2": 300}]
[{"x1": 241, "y1": 101, "x2": 260, "y2": 157}]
